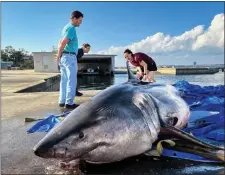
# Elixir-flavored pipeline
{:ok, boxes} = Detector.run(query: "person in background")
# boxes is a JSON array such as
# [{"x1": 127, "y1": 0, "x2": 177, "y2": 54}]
[
  {"x1": 123, "y1": 49, "x2": 157, "y2": 83},
  {"x1": 76, "y1": 43, "x2": 91, "y2": 96},
  {"x1": 55, "y1": 10, "x2": 83, "y2": 109}
]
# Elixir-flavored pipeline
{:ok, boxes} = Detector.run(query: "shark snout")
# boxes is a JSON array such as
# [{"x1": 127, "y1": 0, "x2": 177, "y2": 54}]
[{"x1": 33, "y1": 143, "x2": 54, "y2": 158}]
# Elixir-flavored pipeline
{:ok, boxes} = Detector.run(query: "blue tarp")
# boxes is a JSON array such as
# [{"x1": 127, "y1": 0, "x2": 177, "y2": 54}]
[
  {"x1": 27, "y1": 111, "x2": 70, "y2": 133},
  {"x1": 158, "y1": 80, "x2": 224, "y2": 162},
  {"x1": 27, "y1": 115, "x2": 61, "y2": 133},
  {"x1": 173, "y1": 80, "x2": 224, "y2": 144},
  {"x1": 27, "y1": 80, "x2": 224, "y2": 162},
  {"x1": 174, "y1": 80, "x2": 224, "y2": 111}
]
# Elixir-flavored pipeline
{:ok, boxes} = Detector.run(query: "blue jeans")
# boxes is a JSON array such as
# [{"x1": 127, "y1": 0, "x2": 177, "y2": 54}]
[{"x1": 58, "y1": 53, "x2": 77, "y2": 105}]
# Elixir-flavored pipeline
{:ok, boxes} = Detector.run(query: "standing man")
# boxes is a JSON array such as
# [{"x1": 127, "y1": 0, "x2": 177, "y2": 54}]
[
  {"x1": 123, "y1": 49, "x2": 157, "y2": 83},
  {"x1": 55, "y1": 11, "x2": 83, "y2": 109},
  {"x1": 76, "y1": 43, "x2": 91, "y2": 96}
]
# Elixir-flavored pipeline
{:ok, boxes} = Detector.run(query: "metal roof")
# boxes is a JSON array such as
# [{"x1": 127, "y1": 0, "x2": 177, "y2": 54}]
[
  {"x1": 32, "y1": 52, "x2": 117, "y2": 57},
  {"x1": 83, "y1": 54, "x2": 117, "y2": 57}
]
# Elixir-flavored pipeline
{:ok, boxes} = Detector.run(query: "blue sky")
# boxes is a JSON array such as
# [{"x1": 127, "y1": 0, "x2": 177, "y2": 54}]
[{"x1": 1, "y1": 2, "x2": 224, "y2": 66}]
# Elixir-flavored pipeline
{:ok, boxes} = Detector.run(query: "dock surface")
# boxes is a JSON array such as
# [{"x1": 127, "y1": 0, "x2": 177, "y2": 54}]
[{"x1": 1, "y1": 70, "x2": 60, "y2": 93}]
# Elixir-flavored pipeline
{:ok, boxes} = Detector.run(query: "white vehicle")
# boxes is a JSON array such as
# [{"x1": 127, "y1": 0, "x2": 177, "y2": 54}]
[{"x1": 87, "y1": 68, "x2": 94, "y2": 73}]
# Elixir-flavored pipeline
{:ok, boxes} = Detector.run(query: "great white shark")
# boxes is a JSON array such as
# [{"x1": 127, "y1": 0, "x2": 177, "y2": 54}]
[{"x1": 33, "y1": 61, "x2": 224, "y2": 170}]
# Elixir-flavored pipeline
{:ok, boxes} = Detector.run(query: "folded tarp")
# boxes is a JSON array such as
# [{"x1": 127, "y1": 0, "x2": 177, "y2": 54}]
[{"x1": 27, "y1": 111, "x2": 69, "y2": 133}]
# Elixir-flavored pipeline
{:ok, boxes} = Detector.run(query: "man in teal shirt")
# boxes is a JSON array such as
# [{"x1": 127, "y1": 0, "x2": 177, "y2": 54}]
[{"x1": 55, "y1": 11, "x2": 83, "y2": 109}]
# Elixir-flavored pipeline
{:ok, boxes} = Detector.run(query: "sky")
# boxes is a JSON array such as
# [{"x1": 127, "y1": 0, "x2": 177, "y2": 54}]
[{"x1": 1, "y1": 1, "x2": 224, "y2": 66}]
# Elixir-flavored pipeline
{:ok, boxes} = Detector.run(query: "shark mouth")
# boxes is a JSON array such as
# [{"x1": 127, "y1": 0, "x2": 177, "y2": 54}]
[
  {"x1": 42, "y1": 145, "x2": 99, "y2": 170},
  {"x1": 45, "y1": 147, "x2": 87, "y2": 171},
  {"x1": 58, "y1": 159, "x2": 80, "y2": 170}
]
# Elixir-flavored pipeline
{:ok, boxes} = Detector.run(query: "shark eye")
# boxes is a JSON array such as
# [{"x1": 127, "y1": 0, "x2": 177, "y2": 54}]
[{"x1": 79, "y1": 132, "x2": 84, "y2": 139}]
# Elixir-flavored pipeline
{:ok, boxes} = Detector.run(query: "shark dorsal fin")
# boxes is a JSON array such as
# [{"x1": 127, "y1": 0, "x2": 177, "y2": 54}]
[{"x1": 126, "y1": 61, "x2": 141, "y2": 83}]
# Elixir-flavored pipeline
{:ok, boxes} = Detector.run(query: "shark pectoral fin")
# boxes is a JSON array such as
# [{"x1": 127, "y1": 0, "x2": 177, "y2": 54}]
[
  {"x1": 144, "y1": 139, "x2": 176, "y2": 157},
  {"x1": 161, "y1": 124, "x2": 225, "y2": 162}
]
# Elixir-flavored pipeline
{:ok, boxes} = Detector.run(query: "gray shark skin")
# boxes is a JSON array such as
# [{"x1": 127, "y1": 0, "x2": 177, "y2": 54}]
[{"x1": 33, "y1": 61, "x2": 224, "y2": 169}]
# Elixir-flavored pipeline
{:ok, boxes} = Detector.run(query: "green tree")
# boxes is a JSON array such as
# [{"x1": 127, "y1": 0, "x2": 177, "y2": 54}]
[
  {"x1": 52, "y1": 45, "x2": 58, "y2": 53},
  {"x1": 2, "y1": 46, "x2": 28, "y2": 67},
  {"x1": 22, "y1": 59, "x2": 34, "y2": 69},
  {"x1": 11, "y1": 50, "x2": 24, "y2": 67},
  {"x1": 1, "y1": 50, "x2": 9, "y2": 61},
  {"x1": 4, "y1": 46, "x2": 15, "y2": 61},
  {"x1": 1, "y1": 46, "x2": 34, "y2": 69}
]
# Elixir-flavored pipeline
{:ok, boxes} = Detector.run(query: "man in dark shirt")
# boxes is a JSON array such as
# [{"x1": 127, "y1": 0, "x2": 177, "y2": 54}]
[
  {"x1": 76, "y1": 43, "x2": 91, "y2": 96},
  {"x1": 124, "y1": 49, "x2": 157, "y2": 82}
]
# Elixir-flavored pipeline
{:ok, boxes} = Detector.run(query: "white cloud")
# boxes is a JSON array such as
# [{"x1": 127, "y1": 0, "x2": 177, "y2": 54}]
[
  {"x1": 192, "y1": 14, "x2": 224, "y2": 50},
  {"x1": 96, "y1": 13, "x2": 224, "y2": 66}
]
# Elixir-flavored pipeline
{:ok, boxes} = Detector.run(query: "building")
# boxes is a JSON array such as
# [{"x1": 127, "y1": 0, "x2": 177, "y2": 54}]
[
  {"x1": 33, "y1": 52, "x2": 59, "y2": 72},
  {"x1": 32, "y1": 52, "x2": 116, "y2": 75},
  {"x1": 1, "y1": 61, "x2": 14, "y2": 69}
]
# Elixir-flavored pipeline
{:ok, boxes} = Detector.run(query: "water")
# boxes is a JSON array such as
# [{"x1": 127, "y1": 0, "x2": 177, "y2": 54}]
[
  {"x1": 77, "y1": 73, "x2": 224, "y2": 90},
  {"x1": 21, "y1": 73, "x2": 223, "y2": 93}
]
